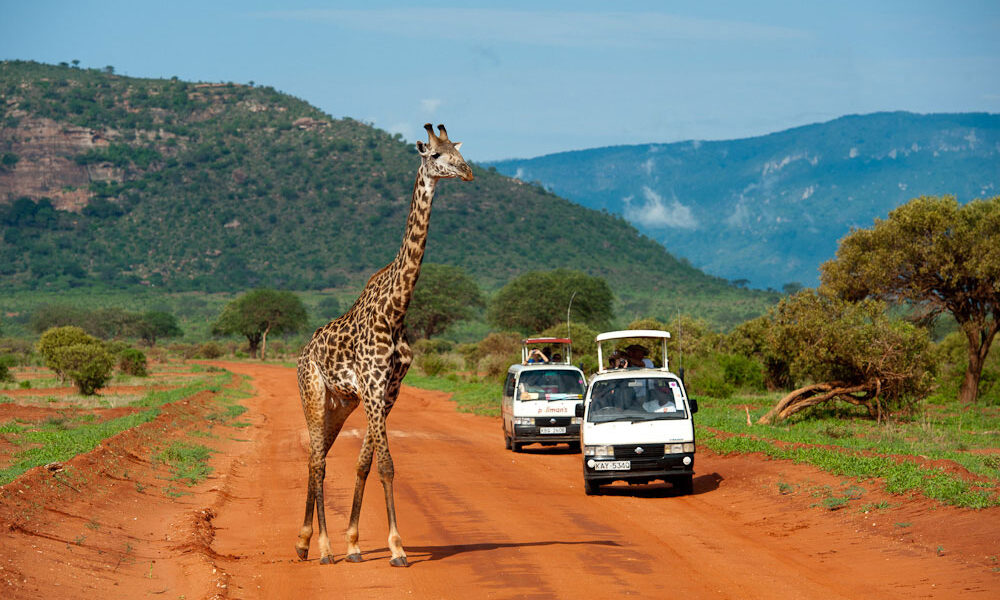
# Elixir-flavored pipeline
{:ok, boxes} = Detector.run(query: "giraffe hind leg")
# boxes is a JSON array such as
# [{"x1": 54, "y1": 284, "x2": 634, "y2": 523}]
[{"x1": 297, "y1": 363, "x2": 353, "y2": 564}]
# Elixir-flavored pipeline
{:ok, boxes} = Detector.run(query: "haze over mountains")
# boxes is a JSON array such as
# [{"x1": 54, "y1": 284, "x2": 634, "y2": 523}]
[{"x1": 490, "y1": 112, "x2": 1000, "y2": 289}]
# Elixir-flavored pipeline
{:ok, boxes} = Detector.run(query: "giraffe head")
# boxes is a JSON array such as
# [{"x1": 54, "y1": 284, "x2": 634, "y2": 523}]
[{"x1": 415, "y1": 123, "x2": 474, "y2": 182}]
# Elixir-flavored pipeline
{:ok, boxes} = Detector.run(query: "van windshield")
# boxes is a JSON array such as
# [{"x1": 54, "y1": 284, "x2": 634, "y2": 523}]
[
  {"x1": 517, "y1": 370, "x2": 585, "y2": 401},
  {"x1": 587, "y1": 377, "x2": 687, "y2": 423}
]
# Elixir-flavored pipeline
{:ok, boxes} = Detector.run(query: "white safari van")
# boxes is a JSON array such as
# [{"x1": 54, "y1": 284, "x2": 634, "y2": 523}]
[
  {"x1": 501, "y1": 337, "x2": 587, "y2": 452},
  {"x1": 576, "y1": 330, "x2": 698, "y2": 495}
]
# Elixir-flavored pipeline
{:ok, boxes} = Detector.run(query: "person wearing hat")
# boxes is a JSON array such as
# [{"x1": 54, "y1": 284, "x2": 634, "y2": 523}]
[{"x1": 625, "y1": 344, "x2": 654, "y2": 368}]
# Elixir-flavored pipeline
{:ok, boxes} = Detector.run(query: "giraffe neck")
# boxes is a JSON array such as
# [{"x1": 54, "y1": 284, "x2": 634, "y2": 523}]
[{"x1": 387, "y1": 165, "x2": 436, "y2": 316}]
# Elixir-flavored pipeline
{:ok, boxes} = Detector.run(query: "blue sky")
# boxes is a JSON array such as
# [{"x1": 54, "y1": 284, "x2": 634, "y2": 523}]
[{"x1": 2, "y1": 1, "x2": 998, "y2": 161}]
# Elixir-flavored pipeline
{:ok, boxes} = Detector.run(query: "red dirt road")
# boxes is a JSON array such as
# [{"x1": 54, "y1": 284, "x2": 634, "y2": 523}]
[{"x1": 2, "y1": 361, "x2": 998, "y2": 599}]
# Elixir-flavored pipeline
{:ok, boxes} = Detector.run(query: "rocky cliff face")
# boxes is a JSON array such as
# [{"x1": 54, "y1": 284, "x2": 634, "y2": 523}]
[{"x1": 0, "y1": 115, "x2": 121, "y2": 211}]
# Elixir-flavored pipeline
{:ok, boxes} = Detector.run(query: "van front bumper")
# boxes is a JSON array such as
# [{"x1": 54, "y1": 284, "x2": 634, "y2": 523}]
[
  {"x1": 583, "y1": 452, "x2": 695, "y2": 483},
  {"x1": 512, "y1": 423, "x2": 580, "y2": 444}
]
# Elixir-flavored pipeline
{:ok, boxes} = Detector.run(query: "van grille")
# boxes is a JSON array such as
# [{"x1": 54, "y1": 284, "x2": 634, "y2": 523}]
[
  {"x1": 613, "y1": 444, "x2": 665, "y2": 459},
  {"x1": 533, "y1": 416, "x2": 574, "y2": 426}
]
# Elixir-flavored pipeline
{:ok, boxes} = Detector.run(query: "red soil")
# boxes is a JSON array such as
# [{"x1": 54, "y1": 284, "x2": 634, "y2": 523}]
[{"x1": 1, "y1": 361, "x2": 997, "y2": 599}]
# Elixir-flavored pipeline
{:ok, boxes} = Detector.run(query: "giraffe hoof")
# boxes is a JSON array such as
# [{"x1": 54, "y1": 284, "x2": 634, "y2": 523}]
[
  {"x1": 319, "y1": 555, "x2": 336, "y2": 565},
  {"x1": 390, "y1": 556, "x2": 408, "y2": 568},
  {"x1": 295, "y1": 547, "x2": 309, "y2": 560},
  {"x1": 345, "y1": 553, "x2": 363, "y2": 563}
]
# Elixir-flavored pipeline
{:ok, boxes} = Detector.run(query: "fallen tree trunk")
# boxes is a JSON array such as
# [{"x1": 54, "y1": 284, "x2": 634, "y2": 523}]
[{"x1": 757, "y1": 381, "x2": 874, "y2": 424}]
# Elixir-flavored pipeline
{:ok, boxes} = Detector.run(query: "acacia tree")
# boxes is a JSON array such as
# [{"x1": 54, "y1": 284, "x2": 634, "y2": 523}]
[
  {"x1": 133, "y1": 311, "x2": 182, "y2": 346},
  {"x1": 213, "y1": 289, "x2": 308, "y2": 359},
  {"x1": 821, "y1": 195, "x2": 1000, "y2": 403},
  {"x1": 756, "y1": 291, "x2": 933, "y2": 424},
  {"x1": 488, "y1": 269, "x2": 613, "y2": 334},
  {"x1": 406, "y1": 264, "x2": 484, "y2": 339}
]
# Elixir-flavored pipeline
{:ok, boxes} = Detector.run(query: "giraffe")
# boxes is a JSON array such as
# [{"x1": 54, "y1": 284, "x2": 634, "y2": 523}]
[{"x1": 294, "y1": 123, "x2": 473, "y2": 567}]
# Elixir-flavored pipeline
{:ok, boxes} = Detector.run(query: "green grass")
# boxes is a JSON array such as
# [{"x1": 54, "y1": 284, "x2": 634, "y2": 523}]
[
  {"x1": 700, "y1": 428, "x2": 997, "y2": 509},
  {"x1": 154, "y1": 441, "x2": 213, "y2": 486},
  {"x1": 403, "y1": 372, "x2": 499, "y2": 416},
  {"x1": 0, "y1": 373, "x2": 232, "y2": 485}
]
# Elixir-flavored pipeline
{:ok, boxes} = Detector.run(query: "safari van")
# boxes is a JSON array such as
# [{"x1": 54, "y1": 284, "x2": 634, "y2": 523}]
[
  {"x1": 577, "y1": 330, "x2": 698, "y2": 495},
  {"x1": 501, "y1": 337, "x2": 586, "y2": 452}
]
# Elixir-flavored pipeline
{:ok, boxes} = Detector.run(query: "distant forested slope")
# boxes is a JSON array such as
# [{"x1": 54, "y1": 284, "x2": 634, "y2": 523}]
[{"x1": 0, "y1": 61, "x2": 774, "y2": 327}]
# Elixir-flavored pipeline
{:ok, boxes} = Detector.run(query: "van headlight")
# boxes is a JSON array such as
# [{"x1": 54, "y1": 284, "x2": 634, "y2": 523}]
[
  {"x1": 571, "y1": 417, "x2": 582, "y2": 425},
  {"x1": 584, "y1": 445, "x2": 613, "y2": 458},
  {"x1": 513, "y1": 417, "x2": 534, "y2": 426},
  {"x1": 669, "y1": 442, "x2": 696, "y2": 454}
]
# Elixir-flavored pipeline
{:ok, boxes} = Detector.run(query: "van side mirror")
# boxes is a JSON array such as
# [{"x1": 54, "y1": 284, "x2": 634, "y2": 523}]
[
  {"x1": 575, "y1": 402, "x2": 584, "y2": 418},
  {"x1": 688, "y1": 397, "x2": 698, "y2": 414}
]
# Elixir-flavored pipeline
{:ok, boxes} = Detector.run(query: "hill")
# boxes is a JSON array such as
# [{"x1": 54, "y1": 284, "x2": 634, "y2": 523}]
[
  {"x1": 0, "y1": 60, "x2": 774, "y2": 328},
  {"x1": 489, "y1": 112, "x2": 1000, "y2": 289}
]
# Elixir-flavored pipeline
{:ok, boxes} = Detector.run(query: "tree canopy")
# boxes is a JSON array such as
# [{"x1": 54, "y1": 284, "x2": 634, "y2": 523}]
[
  {"x1": 821, "y1": 195, "x2": 1000, "y2": 403},
  {"x1": 487, "y1": 269, "x2": 613, "y2": 334},
  {"x1": 212, "y1": 289, "x2": 308, "y2": 359},
  {"x1": 406, "y1": 264, "x2": 484, "y2": 339}
]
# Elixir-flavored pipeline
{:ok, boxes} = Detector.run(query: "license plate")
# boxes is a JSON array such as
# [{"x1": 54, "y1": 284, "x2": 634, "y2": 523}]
[
  {"x1": 539, "y1": 426, "x2": 566, "y2": 434},
  {"x1": 594, "y1": 460, "x2": 630, "y2": 471}
]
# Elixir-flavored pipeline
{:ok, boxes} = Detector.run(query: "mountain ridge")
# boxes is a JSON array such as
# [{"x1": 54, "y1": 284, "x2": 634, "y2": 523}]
[{"x1": 489, "y1": 111, "x2": 1000, "y2": 289}]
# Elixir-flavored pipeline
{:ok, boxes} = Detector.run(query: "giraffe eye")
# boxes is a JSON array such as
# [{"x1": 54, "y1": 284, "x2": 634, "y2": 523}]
[{"x1": 431, "y1": 153, "x2": 441, "y2": 159}]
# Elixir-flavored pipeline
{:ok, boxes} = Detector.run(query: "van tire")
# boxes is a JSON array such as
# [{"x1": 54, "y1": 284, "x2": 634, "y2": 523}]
[
  {"x1": 504, "y1": 434, "x2": 512, "y2": 450},
  {"x1": 673, "y1": 474, "x2": 693, "y2": 495},
  {"x1": 584, "y1": 479, "x2": 600, "y2": 496},
  {"x1": 567, "y1": 441, "x2": 581, "y2": 453},
  {"x1": 512, "y1": 441, "x2": 523, "y2": 452}
]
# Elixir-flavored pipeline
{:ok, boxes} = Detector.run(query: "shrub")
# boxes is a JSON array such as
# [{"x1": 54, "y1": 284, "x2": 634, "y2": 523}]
[
  {"x1": 117, "y1": 348, "x2": 149, "y2": 377},
  {"x1": 0, "y1": 355, "x2": 16, "y2": 383},
  {"x1": 51, "y1": 343, "x2": 115, "y2": 395},
  {"x1": 416, "y1": 352, "x2": 450, "y2": 377},
  {"x1": 413, "y1": 338, "x2": 455, "y2": 355},
  {"x1": 479, "y1": 354, "x2": 511, "y2": 382},
  {"x1": 718, "y1": 352, "x2": 764, "y2": 390},
  {"x1": 196, "y1": 341, "x2": 225, "y2": 359},
  {"x1": 37, "y1": 326, "x2": 95, "y2": 378}
]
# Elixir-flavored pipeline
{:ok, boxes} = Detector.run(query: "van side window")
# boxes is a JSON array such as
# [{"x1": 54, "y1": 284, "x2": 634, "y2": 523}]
[{"x1": 504, "y1": 374, "x2": 516, "y2": 397}]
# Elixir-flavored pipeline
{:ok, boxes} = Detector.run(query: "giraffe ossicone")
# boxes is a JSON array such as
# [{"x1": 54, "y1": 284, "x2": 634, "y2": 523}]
[{"x1": 294, "y1": 123, "x2": 473, "y2": 567}]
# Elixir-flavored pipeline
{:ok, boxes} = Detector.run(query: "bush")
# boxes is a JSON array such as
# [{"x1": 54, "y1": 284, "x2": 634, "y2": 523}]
[
  {"x1": 196, "y1": 341, "x2": 225, "y2": 359},
  {"x1": 117, "y1": 348, "x2": 149, "y2": 377},
  {"x1": 718, "y1": 352, "x2": 764, "y2": 390},
  {"x1": 0, "y1": 355, "x2": 16, "y2": 383},
  {"x1": 416, "y1": 352, "x2": 451, "y2": 377},
  {"x1": 37, "y1": 326, "x2": 96, "y2": 378},
  {"x1": 413, "y1": 338, "x2": 455, "y2": 355},
  {"x1": 50, "y1": 343, "x2": 115, "y2": 395},
  {"x1": 478, "y1": 354, "x2": 511, "y2": 382}
]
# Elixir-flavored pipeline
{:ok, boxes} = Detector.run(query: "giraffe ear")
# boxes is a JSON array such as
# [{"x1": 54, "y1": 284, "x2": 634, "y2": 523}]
[
  {"x1": 453, "y1": 142, "x2": 462, "y2": 151},
  {"x1": 416, "y1": 140, "x2": 429, "y2": 156}
]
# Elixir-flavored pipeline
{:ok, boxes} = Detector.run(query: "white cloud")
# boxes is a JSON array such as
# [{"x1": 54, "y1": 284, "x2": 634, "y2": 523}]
[
  {"x1": 420, "y1": 98, "x2": 442, "y2": 115},
  {"x1": 726, "y1": 201, "x2": 750, "y2": 227},
  {"x1": 624, "y1": 186, "x2": 698, "y2": 229},
  {"x1": 641, "y1": 157, "x2": 655, "y2": 176}
]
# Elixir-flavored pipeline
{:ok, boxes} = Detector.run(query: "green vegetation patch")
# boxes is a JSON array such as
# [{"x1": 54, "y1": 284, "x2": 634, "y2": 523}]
[
  {"x1": 154, "y1": 441, "x2": 213, "y2": 486},
  {"x1": 701, "y1": 429, "x2": 997, "y2": 509},
  {"x1": 0, "y1": 373, "x2": 231, "y2": 485},
  {"x1": 403, "y1": 372, "x2": 498, "y2": 417}
]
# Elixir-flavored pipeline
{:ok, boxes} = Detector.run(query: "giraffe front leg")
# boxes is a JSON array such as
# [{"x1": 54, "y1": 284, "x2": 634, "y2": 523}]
[{"x1": 379, "y1": 454, "x2": 407, "y2": 567}]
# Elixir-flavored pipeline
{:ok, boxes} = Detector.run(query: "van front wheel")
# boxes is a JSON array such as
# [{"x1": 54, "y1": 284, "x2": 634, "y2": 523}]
[
  {"x1": 584, "y1": 479, "x2": 600, "y2": 496},
  {"x1": 504, "y1": 434, "x2": 512, "y2": 450}
]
